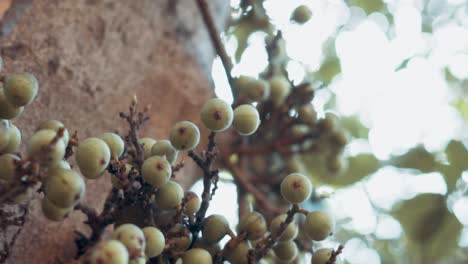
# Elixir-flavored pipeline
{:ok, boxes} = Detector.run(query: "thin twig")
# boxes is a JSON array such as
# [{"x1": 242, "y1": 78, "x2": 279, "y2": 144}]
[{"x1": 194, "y1": 0, "x2": 236, "y2": 98}]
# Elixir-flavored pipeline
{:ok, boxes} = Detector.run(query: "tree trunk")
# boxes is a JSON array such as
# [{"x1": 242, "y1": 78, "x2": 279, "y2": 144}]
[{"x1": 0, "y1": 0, "x2": 229, "y2": 263}]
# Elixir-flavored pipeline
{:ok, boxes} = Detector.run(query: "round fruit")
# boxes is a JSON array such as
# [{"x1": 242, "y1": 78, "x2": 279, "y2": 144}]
[
  {"x1": 232, "y1": 104, "x2": 260, "y2": 135},
  {"x1": 142, "y1": 156, "x2": 171, "y2": 188},
  {"x1": 167, "y1": 224, "x2": 192, "y2": 251},
  {"x1": 150, "y1": 140, "x2": 179, "y2": 165},
  {"x1": 0, "y1": 119, "x2": 10, "y2": 150},
  {"x1": 99, "y1": 132, "x2": 125, "y2": 158},
  {"x1": 0, "y1": 154, "x2": 20, "y2": 183},
  {"x1": 200, "y1": 98, "x2": 233, "y2": 132},
  {"x1": 2, "y1": 124, "x2": 21, "y2": 153},
  {"x1": 0, "y1": 88, "x2": 23, "y2": 119},
  {"x1": 182, "y1": 248, "x2": 213, "y2": 264},
  {"x1": 202, "y1": 214, "x2": 230, "y2": 244},
  {"x1": 88, "y1": 240, "x2": 129, "y2": 264},
  {"x1": 273, "y1": 241, "x2": 298, "y2": 262},
  {"x1": 184, "y1": 191, "x2": 201, "y2": 216},
  {"x1": 304, "y1": 211, "x2": 333, "y2": 241},
  {"x1": 311, "y1": 248, "x2": 339, "y2": 264},
  {"x1": 4, "y1": 73, "x2": 38, "y2": 107},
  {"x1": 298, "y1": 105, "x2": 317, "y2": 125},
  {"x1": 238, "y1": 211, "x2": 267, "y2": 240},
  {"x1": 270, "y1": 214, "x2": 298, "y2": 242},
  {"x1": 169, "y1": 121, "x2": 200, "y2": 151},
  {"x1": 280, "y1": 173, "x2": 312, "y2": 204},
  {"x1": 37, "y1": 120, "x2": 69, "y2": 146},
  {"x1": 236, "y1": 76, "x2": 270, "y2": 102},
  {"x1": 291, "y1": 5, "x2": 312, "y2": 24},
  {"x1": 48, "y1": 160, "x2": 72, "y2": 171},
  {"x1": 192, "y1": 238, "x2": 221, "y2": 256},
  {"x1": 44, "y1": 168, "x2": 85, "y2": 208},
  {"x1": 142, "y1": 226, "x2": 165, "y2": 258},
  {"x1": 225, "y1": 241, "x2": 250, "y2": 264},
  {"x1": 138, "y1": 137, "x2": 156, "y2": 159},
  {"x1": 27, "y1": 129, "x2": 66, "y2": 166},
  {"x1": 75, "y1": 137, "x2": 111, "y2": 179},
  {"x1": 41, "y1": 197, "x2": 72, "y2": 222},
  {"x1": 155, "y1": 180, "x2": 184, "y2": 210},
  {"x1": 112, "y1": 223, "x2": 146, "y2": 259},
  {"x1": 269, "y1": 76, "x2": 291, "y2": 106},
  {"x1": 129, "y1": 257, "x2": 146, "y2": 264}
]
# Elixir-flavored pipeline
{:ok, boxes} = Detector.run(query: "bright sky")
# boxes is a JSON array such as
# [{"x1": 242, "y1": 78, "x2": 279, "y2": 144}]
[{"x1": 206, "y1": 0, "x2": 468, "y2": 263}]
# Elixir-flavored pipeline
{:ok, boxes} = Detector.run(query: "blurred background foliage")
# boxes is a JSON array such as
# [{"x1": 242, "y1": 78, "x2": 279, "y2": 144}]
[{"x1": 199, "y1": 0, "x2": 468, "y2": 263}]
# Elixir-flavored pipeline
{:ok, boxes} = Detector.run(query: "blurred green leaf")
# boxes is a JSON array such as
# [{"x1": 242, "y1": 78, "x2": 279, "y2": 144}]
[
  {"x1": 314, "y1": 57, "x2": 341, "y2": 84},
  {"x1": 395, "y1": 57, "x2": 411, "y2": 71},
  {"x1": 303, "y1": 153, "x2": 380, "y2": 187},
  {"x1": 437, "y1": 164, "x2": 462, "y2": 192},
  {"x1": 392, "y1": 194, "x2": 462, "y2": 261},
  {"x1": 446, "y1": 140, "x2": 468, "y2": 170},
  {"x1": 340, "y1": 116, "x2": 369, "y2": 138},
  {"x1": 452, "y1": 98, "x2": 468, "y2": 122},
  {"x1": 388, "y1": 146, "x2": 438, "y2": 173},
  {"x1": 349, "y1": 0, "x2": 384, "y2": 14},
  {"x1": 230, "y1": 5, "x2": 273, "y2": 62}
]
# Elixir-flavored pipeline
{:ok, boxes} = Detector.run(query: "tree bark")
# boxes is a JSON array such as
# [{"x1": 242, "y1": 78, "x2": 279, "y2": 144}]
[{"x1": 0, "y1": 0, "x2": 229, "y2": 263}]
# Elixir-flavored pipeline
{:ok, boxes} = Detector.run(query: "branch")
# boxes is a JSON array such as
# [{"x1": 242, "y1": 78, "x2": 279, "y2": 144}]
[
  {"x1": 194, "y1": 0, "x2": 236, "y2": 98},
  {"x1": 225, "y1": 160, "x2": 283, "y2": 215},
  {"x1": 247, "y1": 204, "x2": 300, "y2": 263},
  {"x1": 189, "y1": 132, "x2": 219, "y2": 241}
]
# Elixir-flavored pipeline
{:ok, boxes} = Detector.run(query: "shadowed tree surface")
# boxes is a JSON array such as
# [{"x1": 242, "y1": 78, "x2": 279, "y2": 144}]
[{"x1": 0, "y1": 1, "x2": 229, "y2": 263}]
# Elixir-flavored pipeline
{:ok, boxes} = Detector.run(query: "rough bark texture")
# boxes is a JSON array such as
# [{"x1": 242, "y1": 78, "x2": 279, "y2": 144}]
[{"x1": 0, "y1": 0, "x2": 229, "y2": 263}]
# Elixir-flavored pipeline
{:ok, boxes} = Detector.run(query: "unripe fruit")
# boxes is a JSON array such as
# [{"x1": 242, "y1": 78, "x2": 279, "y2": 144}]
[
  {"x1": 312, "y1": 248, "x2": 339, "y2": 264},
  {"x1": 192, "y1": 238, "x2": 221, "y2": 256},
  {"x1": 317, "y1": 112, "x2": 340, "y2": 132},
  {"x1": 156, "y1": 180, "x2": 184, "y2": 209},
  {"x1": 0, "y1": 88, "x2": 23, "y2": 119},
  {"x1": 44, "y1": 168, "x2": 85, "y2": 208},
  {"x1": 142, "y1": 156, "x2": 171, "y2": 188},
  {"x1": 169, "y1": 121, "x2": 200, "y2": 151},
  {"x1": 280, "y1": 173, "x2": 312, "y2": 204},
  {"x1": 200, "y1": 98, "x2": 233, "y2": 132},
  {"x1": 112, "y1": 223, "x2": 146, "y2": 259},
  {"x1": 238, "y1": 211, "x2": 267, "y2": 240},
  {"x1": 270, "y1": 214, "x2": 298, "y2": 242},
  {"x1": 27, "y1": 129, "x2": 66, "y2": 166},
  {"x1": 151, "y1": 140, "x2": 179, "y2": 165},
  {"x1": 100, "y1": 132, "x2": 125, "y2": 158},
  {"x1": 298, "y1": 105, "x2": 317, "y2": 125},
  {"x1": 4, "y1": 73, "x2": 38, "y2": 107},
  {"x1": 236, "y1": 76, "x2": 270, "y2": 102},
  {"x1": 130, "y1": 257, "x2": 146, "y2": 264},
  {"x1": 269, "y1": 76, "x2": 291, "y2": 106},
  {"x1": 2, "y1": 124, "x2": 21, "y2": 153},
  {"x1": 88, "y1": 240, "x2": 129, "y2": 264},
  {"x1": 291, "y1": 5, "x2": 312, "y2": 24},
  {"x1": 75, "y1": 137, "x2": 111, "y2": 179},
  {"x1": 304, "y1": 211, "x2": 333, "y2": 241},
  {"x1": 232, "y1": 104, "x2": 260, "y2": 135},
  {"x1": 225, "y1": 241, "x2": 250, "y2": 264},
  {"x1": 273, "y1": 241, "x2": 298, "y2": 262},
  {"x1": 0, "y1": 120, "x2": 10, "y2": 150},
  {"x1": 142, "y1": 226, "x2": 165, "y2": 258},
  {"x1": 37, "y1": 120, "x2": 69, "y2": 147},
  {"x1": 184, "y1": 191, "x2": 201, "y2": 216},
  {"x1": 167, "y1": 224, "x2": 192, "y2": 251},
  {"x1": 182, "y1": 248, "x2": 213, "y2": 264},
  {"x1": 202, "y1": 214, "x2": 230, "y2": 244},
  {"x1": 48, "y1": 160, "x2": 72, "y2": 171},
  {"x1": 41, "y1": 197, "x2": 72, "y2": 222},
  {"x1": 0, "y1": 154, "x2": 19, "y2": 183},
  {"x1": 138, "y1": 137, "x2": 156, "y2": 159}
]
